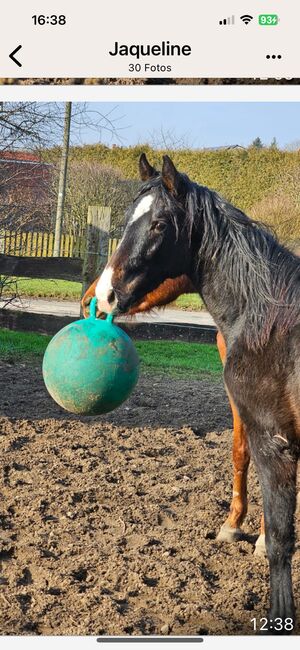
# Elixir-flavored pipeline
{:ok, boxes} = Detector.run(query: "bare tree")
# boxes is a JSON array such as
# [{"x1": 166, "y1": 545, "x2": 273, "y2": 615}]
[
  {"x1": 0, "y1": 101, "x2": 123, "y2": 236},
  {"x1": 0, "y1": 102, "x2": 61, "y2": 151},
  {"x1": 63, "y1": 161, "x2": 138, "y2": 237},
  {"x1": 147, "y1": 126, "x2": 192, "y2": 150},
  {"x1": 0, "y1": 101, "x2": 123, "y2": 151},
  {"x1": 0, "y1": 103, "x2": 65, "y2": 237}
]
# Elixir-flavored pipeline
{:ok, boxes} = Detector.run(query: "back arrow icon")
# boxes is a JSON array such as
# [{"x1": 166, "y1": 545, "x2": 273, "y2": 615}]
[{"x1": 9, "y1": 45, "x2": 22, "y2": 67}]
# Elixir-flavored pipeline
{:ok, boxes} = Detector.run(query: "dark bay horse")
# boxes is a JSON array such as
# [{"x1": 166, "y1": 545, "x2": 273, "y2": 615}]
[{"x1": 82, "y1": 153, "x2": 300, "y2": 631}]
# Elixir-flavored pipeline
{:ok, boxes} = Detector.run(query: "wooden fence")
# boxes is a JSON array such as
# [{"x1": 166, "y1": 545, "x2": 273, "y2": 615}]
[
  {"x1": 0, "y1": 229, "x2": 86, "y2": 258},
  {"x1": 0, "y1": 229, "x2": 121, "y2": 260},
  {"x1": 108, "y1": 237, "x2": 120, "y2": 258},
  {"x1": 0, "y1": 255, "x2": 83, "y2": 282}
]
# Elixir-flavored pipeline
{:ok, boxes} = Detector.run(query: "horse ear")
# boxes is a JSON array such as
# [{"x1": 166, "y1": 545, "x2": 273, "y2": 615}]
[
  {"x1": 161, "y1": 155, "x2": 181, "y2": 195},
  {"x1": 139, "y1": 153, "x2": 158, "y2": 181}
]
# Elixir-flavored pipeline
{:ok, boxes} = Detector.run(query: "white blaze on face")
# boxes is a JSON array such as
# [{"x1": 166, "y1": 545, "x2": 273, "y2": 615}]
[
  {"x1": 129, "y1": 194, "x2": 154, "y2": 224},
  {"x1": 95, "y1": 194, "x2": 154, "y2": 313},
  {"x1": 95, "y1": 265, "x2": 115, "y2": 313}
]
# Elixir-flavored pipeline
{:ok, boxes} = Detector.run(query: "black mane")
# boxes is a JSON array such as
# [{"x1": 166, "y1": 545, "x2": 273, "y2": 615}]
[{"x1": 137, "y1": 174, "x2": 300, "y2": 350}]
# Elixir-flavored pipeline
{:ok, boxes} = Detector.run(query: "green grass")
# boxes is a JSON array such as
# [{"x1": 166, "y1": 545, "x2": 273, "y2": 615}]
[
  {"x1": 0, "y1": 328, "x2": 51, "y2": 362},
  {"x1": 3, "y1": 280, "x2": 203, "y2": 311},
  {"x1": 172, "y1": 294, "x2": 204, "y2": 311},
  {"x1": 0, "y1": 329, "x2": 222, "y2": 377},
  {"x1": 135, "y1": 340, "x2": 221, "y2": 377},
  {"x1": 3, "y1": 278, "x2": 82, "y2": 299}
]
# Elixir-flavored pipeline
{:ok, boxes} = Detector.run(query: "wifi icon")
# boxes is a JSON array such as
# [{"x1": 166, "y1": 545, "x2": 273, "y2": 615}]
[{"x1": 240, "y1": 14, "x2": 253, "y2": 25}]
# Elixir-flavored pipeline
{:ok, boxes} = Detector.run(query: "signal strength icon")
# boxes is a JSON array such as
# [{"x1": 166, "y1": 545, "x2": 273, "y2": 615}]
[
  {"x1": 219, "y1": 15, "x2": 235, "y2": 25},
  {"x1": 240, "y1": 14, "x2": 253, "y2": 25}
]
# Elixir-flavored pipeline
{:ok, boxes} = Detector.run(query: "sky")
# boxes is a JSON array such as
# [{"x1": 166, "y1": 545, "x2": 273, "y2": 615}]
[{"x1": 77, "y1": 102, "x2": 300, "y2": 150}]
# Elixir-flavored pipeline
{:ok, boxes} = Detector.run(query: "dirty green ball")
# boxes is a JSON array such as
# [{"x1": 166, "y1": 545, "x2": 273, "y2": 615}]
[{"x1": 42, "y1": 298, "x2": 139, "y2": 415}]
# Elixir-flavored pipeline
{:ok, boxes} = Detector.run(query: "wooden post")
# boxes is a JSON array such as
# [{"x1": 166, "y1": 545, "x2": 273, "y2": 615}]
[
  {"x1": 53, "y1": 102, "x2": 72, "y2": 257},
  {"x1": 0, "y1": 230, "x2": 4, "y2": 254},
  {"x1": 81, "y1": 206, "x2": 111, "y2": 302}
]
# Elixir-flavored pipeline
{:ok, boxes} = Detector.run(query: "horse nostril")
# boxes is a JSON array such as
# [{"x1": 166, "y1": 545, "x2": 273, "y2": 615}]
[{"x1": 107, "y1": 289, "x2": 116, "y2": 305}]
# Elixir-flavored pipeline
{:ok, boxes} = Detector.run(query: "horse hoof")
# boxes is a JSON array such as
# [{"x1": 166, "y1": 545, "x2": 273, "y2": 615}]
[
  {"x1": 216, "y1": 523, "x2": 243, "y2": 543},
  {"x1": 254, "y1": 533, "x2": 267, "y2": 558}
]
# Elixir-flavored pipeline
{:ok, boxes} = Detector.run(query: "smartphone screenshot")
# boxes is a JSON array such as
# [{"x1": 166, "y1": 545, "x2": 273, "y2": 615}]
[{"x1": 0, "y1": 1, "x2": 300, "y2": 647}]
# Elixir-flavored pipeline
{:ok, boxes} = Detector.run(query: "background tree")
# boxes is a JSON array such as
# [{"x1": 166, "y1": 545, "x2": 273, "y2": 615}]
[
  {"x1": 62, "y1": 161, "x2": 138, "y2": 237},
  {"x1": 0, "y1": 102, "x2": 62, "y2": 232},
  {"x1": 0, "y1": 102, "x2": 122, "y2": 235},
  {"x1": 270, "y1": 137, "x2": 278, "y2": 149},
  {"x1": 251, "y1": 136, "x2": 264, "y2": 149}
]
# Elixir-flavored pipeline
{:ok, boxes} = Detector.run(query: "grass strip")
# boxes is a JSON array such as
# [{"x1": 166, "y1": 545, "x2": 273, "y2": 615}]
[
  {"x1": 3, "y1": 280, "x2": 204, "y2": 310},
  {"x1": 0, "y1": 329, "x2": 221, "y2": 378}
]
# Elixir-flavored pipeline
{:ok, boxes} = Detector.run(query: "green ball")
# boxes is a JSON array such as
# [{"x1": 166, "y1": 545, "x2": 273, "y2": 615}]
[{"x1": 42, "y1": 298, "x2": 139, "y2": 415}]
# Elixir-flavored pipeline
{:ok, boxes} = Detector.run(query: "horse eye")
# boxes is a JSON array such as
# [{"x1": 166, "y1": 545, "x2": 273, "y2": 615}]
[{"x1": 151, "y1": 221, "x2": 167, "y2": 233}]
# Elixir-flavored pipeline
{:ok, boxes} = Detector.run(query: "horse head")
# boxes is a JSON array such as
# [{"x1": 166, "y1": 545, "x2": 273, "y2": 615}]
[{"x1": 81, "y1": 153, "x2": 195, "y2": 317}]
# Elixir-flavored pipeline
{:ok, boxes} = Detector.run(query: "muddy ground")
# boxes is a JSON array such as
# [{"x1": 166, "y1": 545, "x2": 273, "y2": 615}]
[{"x1": 0, "y1": 361, "x2": 299, "y2": 636}]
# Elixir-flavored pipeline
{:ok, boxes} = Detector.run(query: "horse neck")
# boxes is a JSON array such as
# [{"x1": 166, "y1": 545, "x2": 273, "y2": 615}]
[
  {"x1": 194, "y1": 257, "x2": 245, "y2": 344},
  {"x1": 187, "y1": 198, "x2": 285, "y2": 347}
]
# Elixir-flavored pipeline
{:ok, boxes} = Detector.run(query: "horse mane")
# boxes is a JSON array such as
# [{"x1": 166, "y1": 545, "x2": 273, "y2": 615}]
[
  {"x1": 186, "y1": 182, "x2": 300, "y2": 349},
  {"x1": 136, "y1": 174, "x2": 300, "y2": 350}
]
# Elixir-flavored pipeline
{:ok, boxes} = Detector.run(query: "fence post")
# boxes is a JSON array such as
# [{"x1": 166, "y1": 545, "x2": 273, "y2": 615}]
[
  {"x1": 0, "y1": 230, "x2": 4, "y2": 254},
  {"x1": 81, "y1": 206, "x2": 111, "y2": 302}
]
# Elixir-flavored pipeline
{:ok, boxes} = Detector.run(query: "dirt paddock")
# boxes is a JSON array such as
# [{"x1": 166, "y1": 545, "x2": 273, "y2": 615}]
[{"x1": 0, "y1": 360, "x2": 299, "y2": 636}]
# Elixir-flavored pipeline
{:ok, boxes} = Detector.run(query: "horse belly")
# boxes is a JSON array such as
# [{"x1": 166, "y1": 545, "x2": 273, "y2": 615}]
[{"x1": 224, "y1": 342, "x2": 300, "y2": 439}]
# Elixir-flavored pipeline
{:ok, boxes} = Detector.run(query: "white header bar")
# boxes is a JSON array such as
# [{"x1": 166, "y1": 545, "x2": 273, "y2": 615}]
[
  {"x1": 2, "y1": 84, "x2": 300, "y2": 103},
  {"x1": 0, "y1": 0, "x2": 298, "y2": 78}
]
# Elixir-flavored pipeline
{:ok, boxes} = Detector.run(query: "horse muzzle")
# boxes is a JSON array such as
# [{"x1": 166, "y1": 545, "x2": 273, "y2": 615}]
[
  {"x1": 96, "y1": 289, "x2": 119, "y2": 315},
  {"x1": 81, "y1": 277, "x2": 117, "y2": 319}
]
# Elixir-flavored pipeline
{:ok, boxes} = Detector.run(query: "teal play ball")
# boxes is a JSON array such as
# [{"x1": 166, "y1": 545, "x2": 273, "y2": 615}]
[{"x1": 42, "y1": 298, "x2": 139, "y2": 415}]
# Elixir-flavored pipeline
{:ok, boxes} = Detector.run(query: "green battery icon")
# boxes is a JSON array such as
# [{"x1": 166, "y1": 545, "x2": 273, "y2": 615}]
[{"x1": 259, "y1": 14, "x2": 279, "y2": 26}]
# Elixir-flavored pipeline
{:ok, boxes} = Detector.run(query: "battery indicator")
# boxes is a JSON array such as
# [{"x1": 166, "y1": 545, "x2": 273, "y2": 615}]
[{"x1": 259, "y1": 14, "x2": 279, "y2": 26}]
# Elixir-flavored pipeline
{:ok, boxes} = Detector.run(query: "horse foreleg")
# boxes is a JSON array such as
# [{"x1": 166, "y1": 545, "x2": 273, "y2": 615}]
[
  {"x1": 217, "y1": 391, "x2": 251, "y2": 541},
  {"x1": 216, "y1": 331, "x2": 250, "y2": 542}
]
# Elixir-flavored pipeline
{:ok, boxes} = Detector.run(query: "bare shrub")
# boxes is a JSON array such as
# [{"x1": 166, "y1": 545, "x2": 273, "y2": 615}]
[{"x1": 62, "y1": 161, "x2": 139, "y2": 236}]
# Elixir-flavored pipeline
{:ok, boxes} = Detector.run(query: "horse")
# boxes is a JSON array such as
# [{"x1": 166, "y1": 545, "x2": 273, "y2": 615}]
[{"x1": 82, "y1": 153, "x2": 300, "y2": 631}]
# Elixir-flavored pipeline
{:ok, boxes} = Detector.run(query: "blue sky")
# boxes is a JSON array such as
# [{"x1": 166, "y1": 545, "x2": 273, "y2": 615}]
[{"x1": 78, "y1": 102, "x2": 300, "y2": 150}]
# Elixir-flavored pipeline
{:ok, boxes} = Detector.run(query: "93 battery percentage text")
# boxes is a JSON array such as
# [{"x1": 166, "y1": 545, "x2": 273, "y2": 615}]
[{"x1": 258, "y1": 14, "x2": 279, "y2": 26}]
